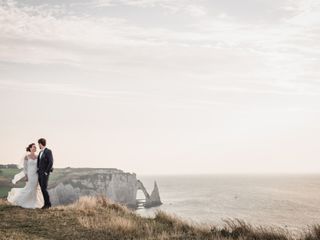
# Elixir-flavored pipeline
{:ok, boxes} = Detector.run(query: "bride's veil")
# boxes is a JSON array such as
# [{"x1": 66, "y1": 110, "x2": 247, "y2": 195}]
[{"x1": 11, "y1": 153, "x2": 29, "y2": 184}]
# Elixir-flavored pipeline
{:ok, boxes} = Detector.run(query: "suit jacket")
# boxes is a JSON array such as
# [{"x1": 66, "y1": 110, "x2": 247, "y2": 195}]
[{"x1": 37, "y1": 148, "x2": 54, "y2": 174}]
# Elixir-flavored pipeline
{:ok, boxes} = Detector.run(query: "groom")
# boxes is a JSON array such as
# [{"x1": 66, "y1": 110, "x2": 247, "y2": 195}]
[{"x1": 37, "y1": 138, "x2": 54, "y2": 209}]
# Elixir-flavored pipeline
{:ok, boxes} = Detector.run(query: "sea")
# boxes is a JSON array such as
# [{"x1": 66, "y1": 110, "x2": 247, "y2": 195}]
[{"x1": 135, "y1": 174, "x2": 320, "y2": 234}]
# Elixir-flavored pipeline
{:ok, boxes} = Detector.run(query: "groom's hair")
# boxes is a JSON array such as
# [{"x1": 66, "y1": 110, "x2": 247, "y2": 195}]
[{"x1": 38, "y1": 138, "x2": 46, "y2": 146}]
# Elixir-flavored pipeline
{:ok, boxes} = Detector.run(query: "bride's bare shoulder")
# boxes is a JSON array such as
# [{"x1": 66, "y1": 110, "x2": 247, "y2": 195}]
[{"x1": 24, "y1": 155, "x2": 29, "y2": 160}]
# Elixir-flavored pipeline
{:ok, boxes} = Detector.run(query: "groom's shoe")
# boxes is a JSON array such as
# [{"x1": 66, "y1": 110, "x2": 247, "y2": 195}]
[{"x1": 41, "y1": 205, "x2": 50, "y2": 209}]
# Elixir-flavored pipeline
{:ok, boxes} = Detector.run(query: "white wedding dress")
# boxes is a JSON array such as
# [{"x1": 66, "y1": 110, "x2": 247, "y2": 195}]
[{"x1": 7, "y1": 156, "x2": 44, "y2": 208}]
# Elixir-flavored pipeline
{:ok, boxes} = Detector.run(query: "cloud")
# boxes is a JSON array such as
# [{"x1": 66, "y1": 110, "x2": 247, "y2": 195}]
[
  {"x1": 201, "y1": 84, "x2": 320, "y2": 96},
  {"x1": 94, "y1": 0, "x2": 207, "y2": 17},
  {"x1": 0, "y1": 0, "x2": 319, "y2": 101},
  {"x1": 0, "y1": 80, "x2": 151, "y2": 99},
  {"x1": 0, "y1": 80, "x2": 236, "y2": 109},
  {"x1": 282, "y1": 0, "x2": 320, "y2": 25}
]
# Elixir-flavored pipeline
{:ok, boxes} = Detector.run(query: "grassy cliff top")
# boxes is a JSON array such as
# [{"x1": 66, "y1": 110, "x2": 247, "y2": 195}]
[{"x1": 1, "y1": 197, "x2": 320, "y2": 240}]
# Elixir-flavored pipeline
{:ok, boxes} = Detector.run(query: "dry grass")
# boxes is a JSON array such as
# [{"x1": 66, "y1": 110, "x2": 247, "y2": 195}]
[{"x1": 0, "y1": 196, "x2": 320, "y2": 240}]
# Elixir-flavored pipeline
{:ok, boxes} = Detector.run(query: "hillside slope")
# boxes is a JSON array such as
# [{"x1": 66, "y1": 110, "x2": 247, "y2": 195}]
[{"x1": 1, "y1": 197, "x2": 320, "y2": 240}]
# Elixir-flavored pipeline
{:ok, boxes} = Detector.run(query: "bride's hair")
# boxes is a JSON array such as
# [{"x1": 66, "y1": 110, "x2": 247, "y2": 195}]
[{"x1": 26, "y1": 143, "x2": 35, "y2": 152}]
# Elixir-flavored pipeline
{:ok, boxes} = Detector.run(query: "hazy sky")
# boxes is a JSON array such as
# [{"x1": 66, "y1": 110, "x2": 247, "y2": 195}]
[{"x1": 0, "y1": 0, "x2": 320, "y2": 175}]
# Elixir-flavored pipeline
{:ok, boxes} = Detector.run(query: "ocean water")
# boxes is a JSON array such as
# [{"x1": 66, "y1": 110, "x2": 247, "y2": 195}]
[{"x1": 135, "y1": 174, "x2": 320, "y2": 233}]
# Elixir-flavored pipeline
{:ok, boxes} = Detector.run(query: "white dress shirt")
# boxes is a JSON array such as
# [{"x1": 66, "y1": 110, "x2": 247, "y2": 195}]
[
  {"x1": 39, "y1": 147, "x2": 48, "y2": 175},
  {"x1": 39, "y1": 147, "x2": 47, "y2": 159}
]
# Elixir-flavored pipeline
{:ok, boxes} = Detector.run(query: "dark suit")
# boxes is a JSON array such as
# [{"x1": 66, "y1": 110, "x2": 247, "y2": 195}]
[{"x1": 37, "y1": 148, "x2": 53, "y2": 207}]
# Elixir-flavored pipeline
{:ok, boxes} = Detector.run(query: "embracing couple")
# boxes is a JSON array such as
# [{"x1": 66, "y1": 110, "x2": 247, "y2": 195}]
[{"x1": 7, "y1": 138, "x2": 54, "y2": 209}]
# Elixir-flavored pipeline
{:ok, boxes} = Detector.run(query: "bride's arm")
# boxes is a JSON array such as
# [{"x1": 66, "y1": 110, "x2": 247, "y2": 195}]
[{"x1": 23, "y1": 155, "x2": 28, "y2": 181}]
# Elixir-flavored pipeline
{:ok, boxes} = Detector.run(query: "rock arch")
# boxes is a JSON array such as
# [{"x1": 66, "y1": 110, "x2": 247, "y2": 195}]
[{"x1": 136, "y1": 180, "x2": 162, "y2": 208}]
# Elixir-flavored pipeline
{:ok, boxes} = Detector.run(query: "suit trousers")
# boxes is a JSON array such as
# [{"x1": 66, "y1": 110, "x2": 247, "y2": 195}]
[{"x1": 38, "y1": 172, "x2": 51, "y2": 207}]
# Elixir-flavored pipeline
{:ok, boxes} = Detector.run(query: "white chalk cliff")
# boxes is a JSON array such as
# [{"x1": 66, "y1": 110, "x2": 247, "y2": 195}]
[{"x1": 48, "y1": 168, "x2": 162, "y2": 209}]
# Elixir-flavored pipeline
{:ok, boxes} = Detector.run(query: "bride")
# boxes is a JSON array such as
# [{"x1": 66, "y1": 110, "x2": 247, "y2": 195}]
[{"x1": 7, "y1": 143, "x2": 44, "y2": 208}]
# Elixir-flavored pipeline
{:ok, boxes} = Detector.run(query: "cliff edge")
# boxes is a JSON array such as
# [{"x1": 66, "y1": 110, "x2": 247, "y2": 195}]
[{"x1": 48, "y1": 168, "x2": 162, "y2": 209}]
